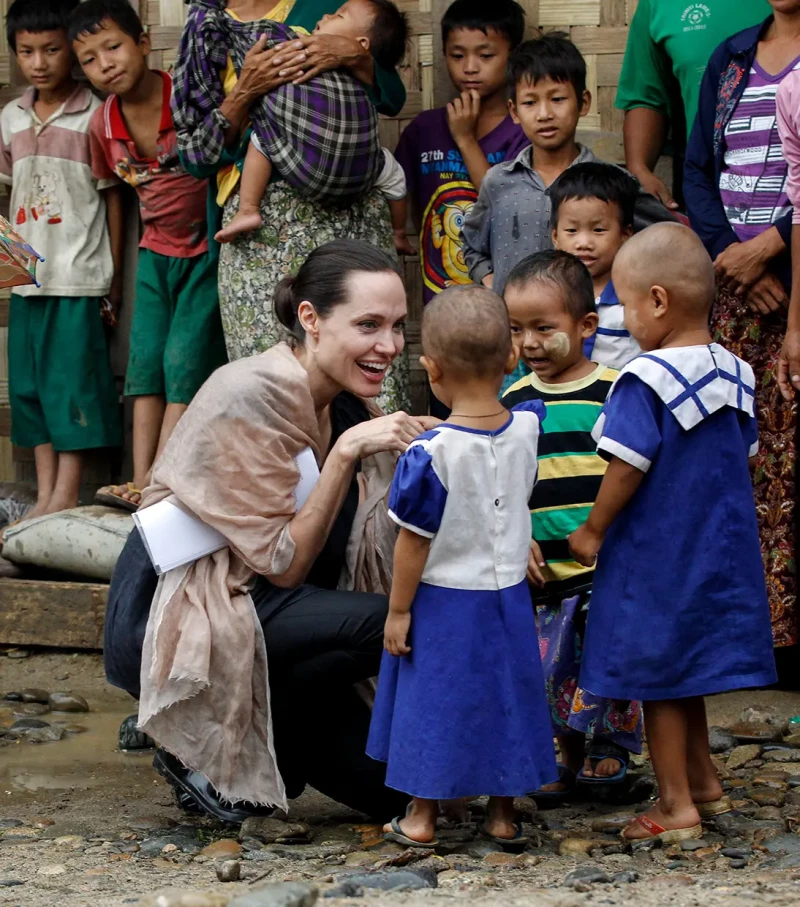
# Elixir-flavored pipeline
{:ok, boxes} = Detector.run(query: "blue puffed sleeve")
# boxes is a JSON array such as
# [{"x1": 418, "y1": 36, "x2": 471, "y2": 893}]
[
  {"x1": 388, "y1": 443, "x2": 448, "y2": 538},
  {"x1": 593, "y1": 375, "x2": 662, "y2": 473},
  {"x1": 511, "y1": 399, "x2": 547, "y2": 424}
]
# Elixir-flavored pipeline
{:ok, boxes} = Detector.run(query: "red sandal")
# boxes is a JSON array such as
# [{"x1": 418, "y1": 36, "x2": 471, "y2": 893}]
[{"x1": 621, "y1": 813, "x2": 703, "y2": 844}]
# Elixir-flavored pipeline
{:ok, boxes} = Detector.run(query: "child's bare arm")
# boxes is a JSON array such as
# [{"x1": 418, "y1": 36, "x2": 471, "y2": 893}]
[
  {"x1": 388, "y1": 197, "x2": 415, "y2": 256},
  {"x1": 105, "y1": 186, "x2": 124, "y2": 314},
  {"x1": 384, "y1": 527, "x2": 431, "y2": 656},
  {"x1": 447, "y1": 90, "x2": 491, "y2": 191},
  {"x1": 568, "y1": 456, "x2": 645, "y2": 566}
]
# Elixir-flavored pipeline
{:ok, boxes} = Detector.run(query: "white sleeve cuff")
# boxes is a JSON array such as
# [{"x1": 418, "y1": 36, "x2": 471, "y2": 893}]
[
  {"x1": 388, "y1": 509, "x2": 435, "y2": 538},
  {"x1": 749, "y1": 440, "x2": 759, "y2": 458},
  {"x1": 597, "y1": 437, "x2": 652, "y2": 473}
]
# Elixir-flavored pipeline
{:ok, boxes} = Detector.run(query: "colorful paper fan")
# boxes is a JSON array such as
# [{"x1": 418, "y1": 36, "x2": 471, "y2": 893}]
[{"x1": 0, "y1": 214, "x2": 43, "y2": 289}]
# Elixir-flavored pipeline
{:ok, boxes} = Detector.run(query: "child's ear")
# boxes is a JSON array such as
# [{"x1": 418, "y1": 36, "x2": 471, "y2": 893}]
[
  {"x1": 651, "y1": 285, "x2": 669, "y2": 317},
  {"x1": 139, "y1": 31, "x2": 152, "y2": 56},
  {"x1": 620, "y1": 224, "x2": 634, "y2": 243},
  {"x1": 579, "y1": 89, "x2": 592, "y2": 118},
  {"x1": 420, "y1": 355, "x2": 443, "y2": 385},
  {"x1": 504, "y1": 345, "x2": 520, "y2": 376},
  {"x1": 551, "y1": 226, "x2": 560, "y2": 249},
  {"x1": 508, "y1": 97, "x2": 521, "y2": 125},
  {"x1": 357, "y1": 36, "x2": 370, "y2": 53},
  {"x1": 581, "y1": 311, "x2": 599, "y2": 339}
]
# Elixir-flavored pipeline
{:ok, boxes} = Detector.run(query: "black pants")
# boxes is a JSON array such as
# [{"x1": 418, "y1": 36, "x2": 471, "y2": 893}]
[{"x1": 105, "y1": 531, "x2": 409, "y2": 820}]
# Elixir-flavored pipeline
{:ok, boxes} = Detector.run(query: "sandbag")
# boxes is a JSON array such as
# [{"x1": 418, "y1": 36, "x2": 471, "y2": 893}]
[{"x1": 2, "y1": 505, "x2": 135, "y2": 580}]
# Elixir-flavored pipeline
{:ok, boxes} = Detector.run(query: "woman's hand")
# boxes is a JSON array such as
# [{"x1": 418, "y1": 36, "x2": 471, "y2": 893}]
[
  {"x1": 744, "y1": 272, "x2": 788, "y2": 315},
  {"x1": 779, "y1": 330, "x2": 800, "y2": 400},
  {"x1": 632, "y1": 167, "x2": 679, "y2": 211},
  {"x1": 567, "y1": 523, "x2": 604, "y2": 568},
  {"x1": 273, "y1": 33, "x2": 372, "y2": 86},
  {"x1": 235, "y1": 34, "x2": 306, "y2": 103},
  {"x1": 336, "y1": 411, "x2": 427, "y2": 463},
  {"x1": 384, "y1": 611, "x2": 411, "y2": 656},
  {"x1": 714, "y1": 228, "x2": 785, "y2": 297}
]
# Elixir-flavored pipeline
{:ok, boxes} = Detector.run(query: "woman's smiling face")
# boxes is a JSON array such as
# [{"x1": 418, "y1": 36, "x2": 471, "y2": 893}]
[{"x1": 309, "y1": 270, "x2": 407, "y2": 397}]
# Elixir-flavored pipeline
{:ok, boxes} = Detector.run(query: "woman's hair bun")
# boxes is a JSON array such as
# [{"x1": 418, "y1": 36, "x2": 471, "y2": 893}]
[{"x1": 273, "y1": 275, "x2": 298, "y2": 332}]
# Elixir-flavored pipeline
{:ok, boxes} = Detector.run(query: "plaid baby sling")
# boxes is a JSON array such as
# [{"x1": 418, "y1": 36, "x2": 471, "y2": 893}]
[{"x1": 172, "y1": 0, "x2": 381, "y2": 203}]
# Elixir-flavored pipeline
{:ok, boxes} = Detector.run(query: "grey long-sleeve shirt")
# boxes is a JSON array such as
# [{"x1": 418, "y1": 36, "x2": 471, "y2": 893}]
[{"x1": 462, "y1": 143, "x2": 675, "y2": 294}]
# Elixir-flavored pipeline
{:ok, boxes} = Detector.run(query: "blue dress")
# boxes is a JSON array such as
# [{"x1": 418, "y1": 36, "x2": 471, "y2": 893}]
[
  {"x1": 367, "y1": 407, "x2": 558, "y2": 800},
  {"x1": 580, "y1": 344, "x2": 777, "y2": 702}
]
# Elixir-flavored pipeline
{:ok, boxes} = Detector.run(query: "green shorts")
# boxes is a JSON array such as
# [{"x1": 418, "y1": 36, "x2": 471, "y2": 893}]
[
  {"x1": 125, "y1": 249, "x2": 228, "y2": 404},
  {"x1": 9, "y1": 294, "x2": 122, "y2": 452}
]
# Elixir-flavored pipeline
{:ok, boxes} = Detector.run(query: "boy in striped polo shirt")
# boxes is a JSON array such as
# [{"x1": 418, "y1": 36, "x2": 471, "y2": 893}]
[
  {"x1": 0, "y1": 0, "x2": 122, "y2": 521},
  {"x1": 502, "y1": 250, "x2": 642, "y2": 800}
]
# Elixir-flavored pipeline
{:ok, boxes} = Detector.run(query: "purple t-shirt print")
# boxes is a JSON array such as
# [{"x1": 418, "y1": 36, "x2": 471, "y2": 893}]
[{"x1": 395, "y1": 107, "x2": 529, "y2": 304}]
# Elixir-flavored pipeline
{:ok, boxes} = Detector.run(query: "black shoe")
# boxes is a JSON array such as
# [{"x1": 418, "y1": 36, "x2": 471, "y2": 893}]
[
  {"x1": 153, "y1": 749, "x2": 276, "y2": 825},
  {"x1": 118, "y1": 715, "x2": 155, "y2": 751}
]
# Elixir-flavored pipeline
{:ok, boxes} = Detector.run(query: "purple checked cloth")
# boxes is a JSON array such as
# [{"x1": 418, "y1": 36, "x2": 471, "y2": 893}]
[{"x1": 171, "y1": 0, "x2": 381, "y2": 201}]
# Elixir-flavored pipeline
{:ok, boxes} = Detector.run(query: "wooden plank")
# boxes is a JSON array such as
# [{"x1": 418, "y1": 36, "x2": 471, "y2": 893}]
[
  {"x1": 540, "y1": 0, "x2": 599, "y2": 27},
  {"x1": 597, "y1": 53, "x2": 623, "y2": 86},
  {"x1": 570, "y1": 26, "x2": 629, "y2": 55},
  {"x1": 600, "y1": 0, "x2": 627, "y2": 27},
  {"x1": 0, "y1": 579, "x2": 108, "y2": 650}
]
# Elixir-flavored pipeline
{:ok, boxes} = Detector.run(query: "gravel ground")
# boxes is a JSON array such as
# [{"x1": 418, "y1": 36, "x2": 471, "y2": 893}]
[{"x1": 3, "y1": 650, "x2": 800, "y2": 907}]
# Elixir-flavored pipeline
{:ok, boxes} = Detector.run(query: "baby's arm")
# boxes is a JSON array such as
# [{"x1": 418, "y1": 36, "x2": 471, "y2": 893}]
[
  {"x1": 568, "y1": 457, "x2": 645, "y2": 566},
  {"x1": 384, "y1": 528, "x2": 430, "y2": 655},
  {"x1": 461, "y1": 182, "x2": 494, "y2": 287}
]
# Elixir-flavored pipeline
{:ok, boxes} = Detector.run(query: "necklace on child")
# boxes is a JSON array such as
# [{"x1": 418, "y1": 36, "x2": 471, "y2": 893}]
[{"x1": 448, "y1": 409, "x2": 507, "y2": 418}]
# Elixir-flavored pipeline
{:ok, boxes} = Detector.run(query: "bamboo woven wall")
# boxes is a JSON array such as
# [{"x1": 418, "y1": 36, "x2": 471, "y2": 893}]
[{"x1": 0, "y1": 0, "x2": 640, "y2": 475}]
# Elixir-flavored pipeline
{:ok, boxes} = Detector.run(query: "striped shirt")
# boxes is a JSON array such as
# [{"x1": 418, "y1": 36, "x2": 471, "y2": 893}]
[
  {"x1": 503, "y1": 364, "x2": 618, "y2": 598},
  {"x1": 719, "y1": 56, "x2": 800, "y2": 243},
  {"x1": 0, "y1": 85, "x2": 114, "y2": 297},
  {"x1": 584, "y1": 281, "x2": 642, "y2": 370}
]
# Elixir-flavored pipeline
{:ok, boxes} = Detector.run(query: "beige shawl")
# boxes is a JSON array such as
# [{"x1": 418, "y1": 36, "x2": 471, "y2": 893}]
[{"x1": 137, "y1": 343, "x2": 397, "y2": 807}]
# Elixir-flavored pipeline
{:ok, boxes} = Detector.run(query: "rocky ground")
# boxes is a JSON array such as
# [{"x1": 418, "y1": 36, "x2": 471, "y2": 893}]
[{"x1": 4, "y1": 651, "x2": 800, "y2": 907}]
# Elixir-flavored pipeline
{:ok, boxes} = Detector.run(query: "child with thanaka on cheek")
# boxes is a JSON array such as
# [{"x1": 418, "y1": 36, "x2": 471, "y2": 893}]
[
  {"x1": 502, "y1": 251, "x2": 643, "y2": 800},
  {"x1": 568, "y1": 223, "x2": 777, "y2": 842},
  {"x1": 367, "y1": 285, "x2": 557, "y2": 847}
]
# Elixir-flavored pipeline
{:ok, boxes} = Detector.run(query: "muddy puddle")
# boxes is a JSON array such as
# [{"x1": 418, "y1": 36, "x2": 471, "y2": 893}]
[{"x1": 1, "y1": 701, "x2": 154, "y2": 796}]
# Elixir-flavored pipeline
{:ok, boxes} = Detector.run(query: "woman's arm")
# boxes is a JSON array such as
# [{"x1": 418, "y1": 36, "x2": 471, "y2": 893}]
[
  {"x1": 273, "y1": 34, "x2": 406, "y2": 116},
  {"x1": 624, "y1": 108, "x2": 678, "y2": 210},
  {"x1": 269, "y1": 412, "x2": 426, "y2": 589}
]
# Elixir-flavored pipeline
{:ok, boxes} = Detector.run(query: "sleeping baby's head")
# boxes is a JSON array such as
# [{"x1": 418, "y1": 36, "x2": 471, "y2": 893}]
[{"x1": 314, "y1": 0, "x2": 408, "y2": 70}]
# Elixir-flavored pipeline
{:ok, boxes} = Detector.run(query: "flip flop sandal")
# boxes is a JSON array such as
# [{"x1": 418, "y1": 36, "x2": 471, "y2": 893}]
[
  {"x1": 478, "y1": 823, "x2": 529, "y2": 848},
  {"x1": 530, "y1": 764, "x2": 577, "y2": 804},
  {"x1": 95, "y1": 483, "x2": 142, "y2": 513},
  {"x1": 621, "y1": 814, "x2": 703, "y2": 844},
  {"x1": 577, "y1": 744, "x2": 630, "y2": 785},
  {"x1": 695, "y1": 796, "x2": 733, "y2": 818},
  {"x1": 383, "y1": 816, "x2": 439, "y2": 849}
]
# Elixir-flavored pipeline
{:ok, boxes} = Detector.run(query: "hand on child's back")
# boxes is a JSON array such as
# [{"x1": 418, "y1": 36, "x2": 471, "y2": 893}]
[{"x1": 446, "y1": 90, "x2": 481, "y2": 144}]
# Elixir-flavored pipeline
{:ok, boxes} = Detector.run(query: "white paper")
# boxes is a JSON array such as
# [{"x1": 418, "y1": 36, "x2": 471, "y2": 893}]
[
  {"x1": 133, "y1": 499, "x2": 227, "y2": 576},
  {"x1": 294, "y1": 447, "x2": 320, "y2": 511}
]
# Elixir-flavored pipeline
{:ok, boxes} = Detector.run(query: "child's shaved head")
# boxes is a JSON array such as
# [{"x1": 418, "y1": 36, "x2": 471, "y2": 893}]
[
  {"x1": 613, "y1": 223, "x2": 715, "y2": 317},
  {"x1": 422, "y1": 285, "x2": 512, "y2": 378}
]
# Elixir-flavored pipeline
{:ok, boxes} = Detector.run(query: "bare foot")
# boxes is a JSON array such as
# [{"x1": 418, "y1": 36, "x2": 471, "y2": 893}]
[
  {"x1": 482, "y1": 816, "x2": 519, "y2": 840},
  {"x1": 622, "y1": 800, "x2": 701, "y2": 841},
  {"x1": 537, "y1": 778, "x2": 572, "y2": 793},
  {"x1": 383, "y1": 814, "x2": 436, "y2": 844},
  {"x1": 690, "y1": 779, "x2": 724, "y2": 806},
  {"x1": 215, "y1": 210, "x2": 263, "y2": 243},
  {"x1": 582, "y1": 755, "x2": 624, "y2": 778}
]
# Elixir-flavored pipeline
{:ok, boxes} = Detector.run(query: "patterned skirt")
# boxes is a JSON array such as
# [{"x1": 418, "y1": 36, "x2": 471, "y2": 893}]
[
  {"x1": 712, "y1": 289, "x2": 798, "y2": 647},
  {"x1": 218, "y1": 181, "x2": 410, "y2": 414}
]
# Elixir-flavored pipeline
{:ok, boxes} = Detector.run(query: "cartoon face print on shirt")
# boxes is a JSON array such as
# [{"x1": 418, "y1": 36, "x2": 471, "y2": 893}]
[
  {"x1": 17, "y1": 171, "x2": 64, "y2": 225},
  {"x1": 421, "y1": 181, "x2": 476, "y2": 295}
]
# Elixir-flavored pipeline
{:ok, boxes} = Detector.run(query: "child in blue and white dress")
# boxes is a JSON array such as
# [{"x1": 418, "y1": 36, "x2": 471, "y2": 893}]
[
  {"x1": 569, "y1": 223, "x2": 778, "y2": 845},
  {"x1": 367, "y1": 285, "x2": 557, "y2": 848}
]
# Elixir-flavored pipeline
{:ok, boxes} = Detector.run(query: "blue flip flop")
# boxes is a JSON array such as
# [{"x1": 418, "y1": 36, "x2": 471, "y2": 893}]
[
  {"x1": 577, "y1": 742, "x2": 630, "y2": 785},
  {"x1": 529, "y1": 763, "x2": 576, "y2": 804}
]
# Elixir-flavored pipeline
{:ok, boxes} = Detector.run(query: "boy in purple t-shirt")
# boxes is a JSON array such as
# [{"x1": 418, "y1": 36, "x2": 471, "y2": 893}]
[{"x1": 395, "y1": 0, "x2": 528, "y2": 305}]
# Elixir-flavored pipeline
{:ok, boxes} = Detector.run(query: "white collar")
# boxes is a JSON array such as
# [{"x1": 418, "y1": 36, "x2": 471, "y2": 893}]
[{"x1": 603, "y1": 344, "x2": 756, "y2": 432}]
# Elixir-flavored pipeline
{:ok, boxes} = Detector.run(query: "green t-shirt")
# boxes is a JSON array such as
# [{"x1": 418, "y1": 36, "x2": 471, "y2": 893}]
[{"x1": 615, "y1": 0, "x2": 771, "y2": 132}]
